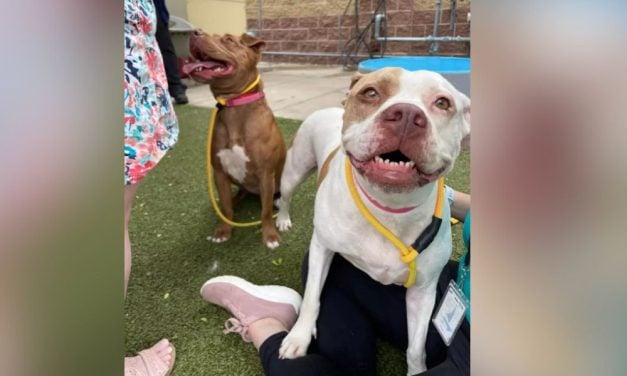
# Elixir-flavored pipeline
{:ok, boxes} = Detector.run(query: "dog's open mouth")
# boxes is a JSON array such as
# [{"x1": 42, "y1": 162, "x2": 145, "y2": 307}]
[
  {"x1": 348, "y1": 150, "x2": 445, "y2": 188},
  {"x1": 181, "y1": 58, "x2": 235, "y2": 81}
]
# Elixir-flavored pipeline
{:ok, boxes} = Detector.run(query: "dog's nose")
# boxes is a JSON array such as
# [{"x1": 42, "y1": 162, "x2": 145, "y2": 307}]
[{"x1": 381, "y1": 103, "x2": 427, "y2": 128}]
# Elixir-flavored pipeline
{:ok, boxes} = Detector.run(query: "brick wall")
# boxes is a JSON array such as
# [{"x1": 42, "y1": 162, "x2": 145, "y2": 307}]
[{"x1": 245, "y1": 0, "x2": 470, "y2": 65}]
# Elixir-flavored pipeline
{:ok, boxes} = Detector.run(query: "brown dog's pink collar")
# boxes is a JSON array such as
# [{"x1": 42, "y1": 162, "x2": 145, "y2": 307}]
[
  {"x1": 220, "y1": 91, "x2": 265, "y2": 107},
  {"x1": 215, "y1": 74, "x2": 264, "y2": 108}
]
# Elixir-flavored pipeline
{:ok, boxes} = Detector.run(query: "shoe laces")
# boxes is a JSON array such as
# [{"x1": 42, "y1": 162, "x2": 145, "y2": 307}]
[{"x1": 224, "y1": 317, "x2": 252, "y2": 342}]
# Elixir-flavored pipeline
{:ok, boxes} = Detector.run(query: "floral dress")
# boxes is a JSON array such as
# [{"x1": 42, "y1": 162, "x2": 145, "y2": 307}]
[{"x1": 124, "y1": 0, "x2": 179, "y2": 185}]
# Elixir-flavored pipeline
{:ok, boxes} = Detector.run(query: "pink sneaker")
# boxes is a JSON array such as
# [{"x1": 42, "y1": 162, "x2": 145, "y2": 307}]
[{"x1": 200, "y1": 276, "x2": 302, "y2": 342}]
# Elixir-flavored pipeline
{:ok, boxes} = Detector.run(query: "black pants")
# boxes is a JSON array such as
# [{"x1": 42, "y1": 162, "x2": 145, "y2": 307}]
[
  {"x1": 258, "y1": 254, "x2": 470, "y2": 376},
  {"x1": 154, "y1": 14, "x2": 186, "y2": 97}
]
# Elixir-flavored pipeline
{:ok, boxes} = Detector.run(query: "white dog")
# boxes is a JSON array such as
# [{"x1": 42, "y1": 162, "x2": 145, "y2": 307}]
[{"x1": 275, "y1": 68, "x2": 470, "y2": 375}]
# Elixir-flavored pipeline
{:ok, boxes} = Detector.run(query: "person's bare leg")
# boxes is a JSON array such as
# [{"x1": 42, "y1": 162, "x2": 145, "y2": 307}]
[
  {"x1": 124, "y1": 183, "x2": 140, "y2": 297},
  {"x1": 124, "y1": 339, "x2": 175, "y2": 376},
  {"x1": 248, "y1": 317, "x2": 288, "y2": 350},
  {"x1": 124, "y1": 183, "x2": 175, "y2": 375}
]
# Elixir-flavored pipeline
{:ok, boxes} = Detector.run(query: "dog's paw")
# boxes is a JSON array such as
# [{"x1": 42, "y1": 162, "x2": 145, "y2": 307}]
[
  {"x1": 209, "y1": 225, "x2": 232, "y2": 244},
  {"x1": 406, "y1": 349, "x2": 427, "y2": 375},
  {"x1": 263, "y1": 226, "x2": 281, "y2": 249},
  {"x1": 278, "y1": 330, "x2": 311, "y2": 359},
  {"x1": 407, "y1": 365, "x2": 426, "y2": 376},
  {"x1": 276, "y1": 215, "x2": 292, "y2": 232},
  {"x1": 207, "y1": 235, "x2": 228, "y2": 243},
  {"x1": 266, "y1": 240, "x2": 280, "y2": 249}
]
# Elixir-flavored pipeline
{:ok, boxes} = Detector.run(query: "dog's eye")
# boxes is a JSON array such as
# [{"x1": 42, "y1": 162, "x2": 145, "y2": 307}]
[
  {"x1": 361, "y1": 88, "x2": 379, "y2": 101},
  {"x1": 434, "y1": 97, "x2": 451, "y2": 110}
]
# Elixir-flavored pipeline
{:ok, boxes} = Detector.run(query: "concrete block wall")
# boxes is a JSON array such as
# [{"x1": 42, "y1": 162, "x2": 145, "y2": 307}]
[{"x1": 246, "y1": 0, "x2": 470, "y2": 65}]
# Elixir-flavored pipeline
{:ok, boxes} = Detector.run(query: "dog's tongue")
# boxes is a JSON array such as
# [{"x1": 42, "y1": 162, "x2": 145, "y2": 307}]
[{"x1": 181, "y1": 61, "x2": 225, "y2": 79}]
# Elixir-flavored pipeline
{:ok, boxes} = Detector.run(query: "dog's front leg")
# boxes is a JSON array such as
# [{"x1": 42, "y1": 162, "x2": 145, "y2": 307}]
[
  {"x1": 405, "y1": 283, "x2": 437, "y2": 375},
  {"x1": 259, "y1": 170, "x2": 281, "y2": 249},
  {"x1": 279, "y1": 232, "x2": 333, "y2": 359},
  {"x1": 210, "y1": 167, "x2": 234, "y2": 243},
  {"x1": 276, "y1": 140, "x2": 317, "y2": 232}
]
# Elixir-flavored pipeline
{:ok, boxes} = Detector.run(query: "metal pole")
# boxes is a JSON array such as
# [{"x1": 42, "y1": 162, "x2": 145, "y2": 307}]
[
  {"x1": 430, "y1": 0, "x2": 442, "y2": 54},
  {"x1": 375, "y1": 35, "x2": 470, "y2": 43},
  {"x1": 374, "y1": 13, "x2": 384, "y2": 39},
  {"x1": 450, "y1": 0, "x2": 457, "y2": 34},
  {"x1": 258, "y1": 0, "x2": 264, "y2": 37}
]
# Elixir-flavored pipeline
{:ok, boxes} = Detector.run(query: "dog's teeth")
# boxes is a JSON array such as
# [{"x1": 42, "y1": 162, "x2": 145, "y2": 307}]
[
  {"x1": 375, "y1": 156, "x2": 382, "y2": 162},
  {"x1": 384, "y1": 159, "x2": 390, "y2": 164},
  {"x1": 408, "y1": 161, "x2": 415, "y2": 167}
]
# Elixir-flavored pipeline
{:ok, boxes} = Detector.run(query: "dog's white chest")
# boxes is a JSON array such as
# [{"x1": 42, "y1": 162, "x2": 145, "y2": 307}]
[{"x1": 217, "y1": 145, "x2": 250, "y2": 183}]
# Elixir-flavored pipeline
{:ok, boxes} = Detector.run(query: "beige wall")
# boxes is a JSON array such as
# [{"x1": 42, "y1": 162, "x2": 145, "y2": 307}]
[
  {"x1": 187, "y1": 0, "x2": 247, "y2": 35},
  {"x1": 164, "y1": 0, "x2": 247, "y2": 35},
  {"x1": 165, "y1": 0, "x2": 188, "y2": 19}
]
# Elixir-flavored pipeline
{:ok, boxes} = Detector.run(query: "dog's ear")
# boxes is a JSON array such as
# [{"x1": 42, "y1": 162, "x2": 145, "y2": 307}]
[
  {"x1": 348, "y1": 72, "x2": 363, "y2": 90},
  {"x1": 240, "y1": 33, "x2": 266, "y2": 53},
  {"x1": 458, "y1": 92, "x2": 470, "y2": 151},
  {"x1": 342, "y1": 72, "x2": 364, "y2": 106}
]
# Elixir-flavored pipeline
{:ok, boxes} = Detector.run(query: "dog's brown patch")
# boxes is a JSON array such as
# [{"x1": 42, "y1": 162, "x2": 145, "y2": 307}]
[
  {"x1": 342, "y1": 68, "x2": 403, "y2": 133},
  {"x1": 317, "y1": 146, "x2": 340, "y2": 187}
]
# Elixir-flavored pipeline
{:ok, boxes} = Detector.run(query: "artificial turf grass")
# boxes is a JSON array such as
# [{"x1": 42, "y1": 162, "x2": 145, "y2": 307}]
[{"x1": 125, "y1": 105, "x2": 470, "y2": 375}]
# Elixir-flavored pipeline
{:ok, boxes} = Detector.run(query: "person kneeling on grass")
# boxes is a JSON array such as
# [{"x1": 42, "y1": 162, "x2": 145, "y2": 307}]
[{"x1": 200, "y1": 187, "x2": 471, "y2": 376}]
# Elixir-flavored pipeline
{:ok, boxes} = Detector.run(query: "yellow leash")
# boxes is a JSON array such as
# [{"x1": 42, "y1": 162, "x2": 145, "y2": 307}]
[
  {"x1": 345, "y1": 157, "x2": 444, "y2": 287},
  {"x1": 206, "y1": 75, "x2": 277, "y2": 227}
]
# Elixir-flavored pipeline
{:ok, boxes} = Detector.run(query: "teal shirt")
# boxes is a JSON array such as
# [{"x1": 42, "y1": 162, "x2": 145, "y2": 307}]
[{"x1": 457, "y1": 212, "x2": 471, "y2": 322}]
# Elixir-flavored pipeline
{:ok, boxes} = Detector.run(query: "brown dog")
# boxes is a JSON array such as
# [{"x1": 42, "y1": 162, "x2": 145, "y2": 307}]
[{"x1": 183, "y1": 32, "x2": 286, "y2": 249}]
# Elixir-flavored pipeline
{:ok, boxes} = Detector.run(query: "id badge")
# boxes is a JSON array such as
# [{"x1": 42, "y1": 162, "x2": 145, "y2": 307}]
[{"x1": 432, "y1": 280, "x2": 469, "y2": 346}]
